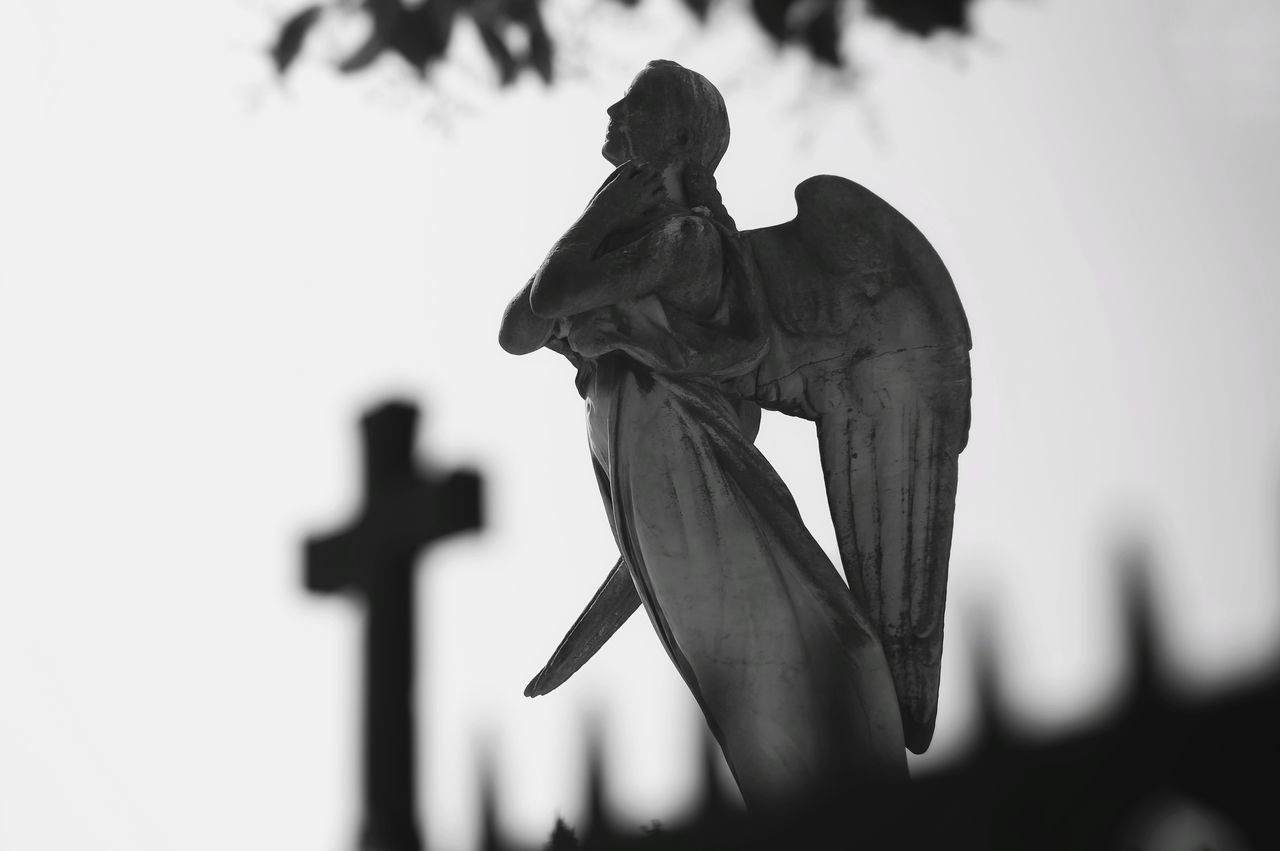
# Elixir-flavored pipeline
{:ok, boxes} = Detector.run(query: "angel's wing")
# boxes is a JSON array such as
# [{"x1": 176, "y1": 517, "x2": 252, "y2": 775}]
[{"x1": 739, "y1": 175, "x2": 972, "y2": 754}]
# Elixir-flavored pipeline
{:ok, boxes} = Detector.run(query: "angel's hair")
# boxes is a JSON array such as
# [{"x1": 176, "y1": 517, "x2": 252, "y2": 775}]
[
  {"x1": 635, "y1": 61, "x2": 745, "y2": 289},
  {"x1": 631, "y1": 61, "x2": 737, "y2": 235},
  {"x1": 684, "y1": 164, "x2": 738, "y2": 235},
  {"x1": 639, "y1": 59, "x2": 731, "y2": 173}
]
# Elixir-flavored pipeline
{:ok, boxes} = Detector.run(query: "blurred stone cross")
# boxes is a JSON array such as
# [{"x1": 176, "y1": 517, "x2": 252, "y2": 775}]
[{"x1": 305, "y1": 399, "x2": 483, "y2": 851}]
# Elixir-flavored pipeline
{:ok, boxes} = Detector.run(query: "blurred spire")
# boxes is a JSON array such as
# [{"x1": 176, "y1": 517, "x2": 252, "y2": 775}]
[
  {"x1": 543, "y1": 818, "x2": 580, "y2": 850},
  {"x1": 476, "y1": 738, "x2": 506, "y2": 851},
  {"x1": 1114, "y1": 539, "x2": 1168, "y2": 717},
  {"x1": 581, "y1": 713, "x2": 617, "y2": 845},
  {"x1": 966, "y1": 595, "x2": 1014, "y2": 753}
]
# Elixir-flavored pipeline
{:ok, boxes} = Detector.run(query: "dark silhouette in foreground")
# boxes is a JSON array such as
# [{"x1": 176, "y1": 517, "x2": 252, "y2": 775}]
[
  {"x1": 514, "y1": 547, "x2": 1277, "y2": 850},
  {"x1": 305, "y1": 400, "x2": 483, "y2": 851},
  {"x1": 297, "y1": 402, "x2": 1276, "y2": 850}
]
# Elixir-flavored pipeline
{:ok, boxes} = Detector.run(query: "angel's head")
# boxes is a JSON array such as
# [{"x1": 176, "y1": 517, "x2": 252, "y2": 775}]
[{"x1": 602, "y1": 60, "x2": 729, "y2": 173}]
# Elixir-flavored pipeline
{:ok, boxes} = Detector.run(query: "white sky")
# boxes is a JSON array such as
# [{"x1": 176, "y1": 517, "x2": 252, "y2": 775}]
[{"x1": 2, "y1": 0, "x2": 1279, "y2": 849}]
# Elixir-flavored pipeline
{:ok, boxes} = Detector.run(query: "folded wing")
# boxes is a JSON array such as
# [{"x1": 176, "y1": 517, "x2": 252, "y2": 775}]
[{"x1": 738, "y1": 175, "x2": 972, "y2": 754}]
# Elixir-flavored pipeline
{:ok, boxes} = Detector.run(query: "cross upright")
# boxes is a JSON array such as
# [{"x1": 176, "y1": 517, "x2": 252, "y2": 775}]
[{"x1": 305, "y1": 399, "x2": 483, "y2": 851}]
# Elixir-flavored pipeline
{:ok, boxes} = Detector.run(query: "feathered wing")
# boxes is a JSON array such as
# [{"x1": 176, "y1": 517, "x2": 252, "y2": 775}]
[{"x1": 738, "y1": 175, "x2": 972, "y2": 754}]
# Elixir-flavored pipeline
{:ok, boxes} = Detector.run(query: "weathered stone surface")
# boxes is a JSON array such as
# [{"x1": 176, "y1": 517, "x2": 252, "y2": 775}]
[{"x1": 500, "y1": 59, "x2": 972, "y2": 807}]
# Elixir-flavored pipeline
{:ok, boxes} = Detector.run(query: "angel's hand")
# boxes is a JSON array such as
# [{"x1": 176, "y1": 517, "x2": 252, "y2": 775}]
[
  {"x1": 588, "y1": 161, "x2": 633, "y2": 203},
  {"x1": 579, "y1": 162, "x2": 666, "y2": 232}
]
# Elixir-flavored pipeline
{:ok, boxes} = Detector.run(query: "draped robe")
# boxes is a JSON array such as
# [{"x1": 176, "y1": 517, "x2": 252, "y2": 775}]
[{"x1": 563, "y1": 236, "x2": 908, "y2": 808}]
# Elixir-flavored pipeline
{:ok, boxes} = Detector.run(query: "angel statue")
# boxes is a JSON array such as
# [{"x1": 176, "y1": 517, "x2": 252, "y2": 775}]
[{"x1": 499, "y1": 60, "x2": 971, "y2": 811}]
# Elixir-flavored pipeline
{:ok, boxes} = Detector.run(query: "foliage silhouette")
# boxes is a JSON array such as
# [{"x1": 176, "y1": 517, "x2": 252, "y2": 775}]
[{"x1": 269, "y1": 0, "x2": 980, "y2": 86}]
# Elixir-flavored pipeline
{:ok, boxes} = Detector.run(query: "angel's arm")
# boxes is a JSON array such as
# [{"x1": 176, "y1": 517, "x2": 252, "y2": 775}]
[
  {"x1": 499, "y1": 277, "x2": 556, "y2": 355},
  {"x1": 528, "y1": 162, "x2": 722, "y2": 319},
  {"x1": 530, "y1": 214, "x2": 722, "y2": 318}
]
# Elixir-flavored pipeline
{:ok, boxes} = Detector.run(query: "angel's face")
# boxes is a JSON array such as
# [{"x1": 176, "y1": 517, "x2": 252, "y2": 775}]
[
  {"x1": 601, "y1": 96, "x2": 632, "y2": 166},
  {"x1": 602, "y1": 67, "x2": 687, "y2": 168}
]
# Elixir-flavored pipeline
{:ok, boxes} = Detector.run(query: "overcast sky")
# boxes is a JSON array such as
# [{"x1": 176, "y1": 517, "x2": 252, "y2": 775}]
[{"x1": 2, "y1": 0, "x2": 1279, "y2": 849}]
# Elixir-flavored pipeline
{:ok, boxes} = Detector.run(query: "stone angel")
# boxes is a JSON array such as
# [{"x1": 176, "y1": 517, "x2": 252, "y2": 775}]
[{"x1": 499, "y1": 60, "x2": 971, "y2": 810}]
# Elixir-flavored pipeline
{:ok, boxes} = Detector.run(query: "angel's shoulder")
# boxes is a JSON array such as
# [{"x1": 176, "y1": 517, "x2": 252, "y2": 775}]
[
  {"x1": 649, "y1": 211, "x2": 726, "y2": 317},
  {"x1": 649, "y1": 207, "x2": 722, "y2": 246},
  {"x1": 601, "y1": 203, "x2": 719, "y2": 257}
]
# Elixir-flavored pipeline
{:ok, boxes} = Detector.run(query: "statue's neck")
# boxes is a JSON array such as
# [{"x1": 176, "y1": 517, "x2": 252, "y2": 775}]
[
  {"x1": 624, "y1": 156, "x2": 690, "y2": 206},
  {"x1": 660, "y1": 162, "x2": 687, "y2": 206}
]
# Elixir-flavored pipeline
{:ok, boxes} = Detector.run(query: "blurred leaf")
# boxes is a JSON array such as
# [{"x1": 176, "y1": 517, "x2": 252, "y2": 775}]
[
  {"x1": 271, "y1": 5, "x2": 325, "y2": 75},
  {"x1": 681, "y1": 0, "x2": 711, "y2": 22},
  {"x1": 751, "y1": 0, "x2": 792, "y2": 43},
  {"x1": 528, "y1": 17, "x2": 554, "y2": 83},
  {"x1": 751, "y1": 0, "x2": 843, "y2": 65},
  {"x1": 469, "y1": 0, "x2": 553, "y2": 86},
  {"x1": 477, "y1": 24, "x2": 518, "y2": 84},
  {"x1": 337, "y1": 0, "x2": 456, "y2": 75},
  {"x1": 804, "y1": 0, "x2": 841, "y2": 65},
  {"x1": 867, "y1": 0, "x2": 972, "y2": 36},
  {"x1": 339, "y1": 31, "x2": 388, "y2": 73},
  {"x1": 390, "y1": 0, "x2": 456, "y2": 73},
  {"x1": 338, "y1": 0, "x2": 396, "y2": 73}
]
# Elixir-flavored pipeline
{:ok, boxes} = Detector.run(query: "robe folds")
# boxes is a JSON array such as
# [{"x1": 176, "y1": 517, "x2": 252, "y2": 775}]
[{"x1": 580, "y1": 346, "x2": 908, "y2": 811}]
